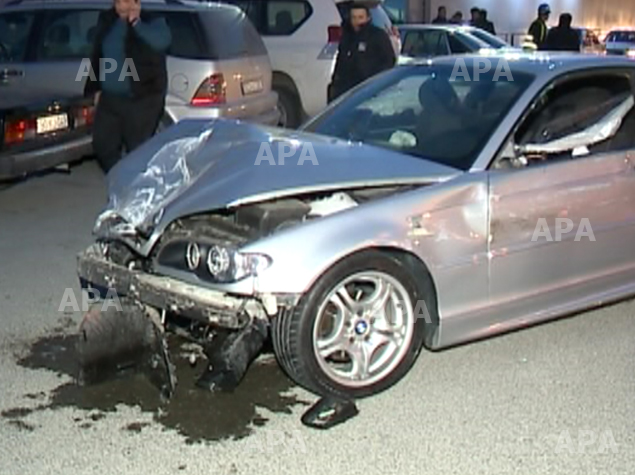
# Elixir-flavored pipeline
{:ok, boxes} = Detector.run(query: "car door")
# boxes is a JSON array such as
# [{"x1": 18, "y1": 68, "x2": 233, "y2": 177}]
[
  {"x1": 0, "y1": 10, "x2": 37, "y2": 95},
  {"x1": 487, "y1": 69, "x2": 635, "y2": 313},
  {"x1": 21, "y1": 7, "x2": 102, "y2": 97}
]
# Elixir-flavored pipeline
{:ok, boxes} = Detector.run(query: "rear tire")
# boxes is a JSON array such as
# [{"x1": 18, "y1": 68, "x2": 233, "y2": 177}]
[
  {"x1": 272, "y1": 250, "x2": 432, "y2": 399},
  {"x1": 275, "y1": 88, "x2": 301, "y2": 129}
]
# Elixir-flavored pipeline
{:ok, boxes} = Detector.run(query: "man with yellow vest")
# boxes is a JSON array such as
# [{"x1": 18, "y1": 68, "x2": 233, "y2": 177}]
[{"x1": 528, "y1": 4, "x2": 551, "y2": 50}]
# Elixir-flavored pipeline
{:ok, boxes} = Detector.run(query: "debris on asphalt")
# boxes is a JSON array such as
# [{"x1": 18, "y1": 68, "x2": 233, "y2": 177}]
[
  {"x1": 196, "y1": 318, "x2": 268, "y2": 392},
  {"x1": 301, "y1": 396, "x2": 359, "y2": 429},
  {"x1": 77, "y1": 298, "x2": 176, "y2": 401}
]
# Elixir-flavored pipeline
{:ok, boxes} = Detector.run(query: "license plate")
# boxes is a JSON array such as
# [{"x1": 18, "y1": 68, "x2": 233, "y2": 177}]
[
  {"x1": 37, "y1": 113, "x2": 69, "y2": 134},
  {"x1": 242, "y1": 79, "x2": 263, "y2": 95}
]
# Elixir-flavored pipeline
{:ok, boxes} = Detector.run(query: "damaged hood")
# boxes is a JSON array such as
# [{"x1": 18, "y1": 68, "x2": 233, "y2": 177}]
[{"x1": 96, "y1": 119, "x2": 460, "y2": 239}]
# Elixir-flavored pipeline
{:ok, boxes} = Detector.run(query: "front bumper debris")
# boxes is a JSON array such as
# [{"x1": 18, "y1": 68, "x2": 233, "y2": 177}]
[
  {"x1": 77, "y1": 244, "x2": 266, "y2": 329},
  {"x1": 75, "y1": 244, "x2": 272, "y2": 400},
  {"x1": 77, "y1": 298, "x2": 176, "y2": 400}
]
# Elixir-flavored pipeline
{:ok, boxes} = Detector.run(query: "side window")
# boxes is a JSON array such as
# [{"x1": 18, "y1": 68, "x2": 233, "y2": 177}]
[
  {"x1": 402, "y1": 31, "x2": 447, "y2": 57},
  {"x1": 447, "y1": 34, "x2": 471, "y2": 53},
  {"x1": 35, "y1": 9, "x2": 100, "y2": 61},
  {"x1": 514, "y1": 73, "x2": 635, "y2": 160},
  {"x1": 263, "y1": 0, "x2": 312, "y2": 36},
  {"x1": 0, "y1": 12, "x2": 36, "y2": 62},
  {"x1": 401, "y1": 32, "x2": 417, "y2": 55}
]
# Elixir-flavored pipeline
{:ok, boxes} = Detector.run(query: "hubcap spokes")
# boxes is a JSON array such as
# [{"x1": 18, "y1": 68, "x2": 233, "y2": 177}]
[{"x1": 313, "y1": 272, "x2": 414, "y2": 387}]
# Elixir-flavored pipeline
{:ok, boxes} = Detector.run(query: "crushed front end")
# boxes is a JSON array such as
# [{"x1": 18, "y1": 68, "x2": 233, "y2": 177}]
[{"x1": 75, "y1": 211, "x2": 288, "y2": 398}]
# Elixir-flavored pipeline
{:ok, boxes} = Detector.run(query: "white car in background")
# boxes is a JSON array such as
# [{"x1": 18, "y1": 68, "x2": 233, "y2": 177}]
[
  {"x1": 603, "y1": 29, "x2": 635, "y2": 57},
  {"x1": 217, "y1": 0, "x2": 401, "y2": 128}
]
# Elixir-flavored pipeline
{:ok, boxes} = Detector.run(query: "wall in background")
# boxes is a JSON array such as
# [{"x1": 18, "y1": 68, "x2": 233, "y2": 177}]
[{"x1": 423, "y1": 0, "x2": 635, "y2": 34}]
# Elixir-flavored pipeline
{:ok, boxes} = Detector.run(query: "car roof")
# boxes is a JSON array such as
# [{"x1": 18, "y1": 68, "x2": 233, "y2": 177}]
[
  {"x1": 398, "y1": 24, "x2": 478, "y2": 32},
  {"x1": 406, "y1": 50, "x2": 635, "y2": 76}
]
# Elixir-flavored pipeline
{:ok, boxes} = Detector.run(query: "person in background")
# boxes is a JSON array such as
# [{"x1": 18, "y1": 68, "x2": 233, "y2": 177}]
[
  {"x1": 450, "y1": 11, "x2": 463, "y2": 24},
  {"x1": 432, "y1": 6, "x2": 447, "y2": 24},
  {"x1": 480, "y1": 9, "x2": 495, "y2": 34},
  {"x1": 544, "y1": 13, "x2": 580, "y2": 51},
  {"x1": 84, "y1": 0, "x2": 171, "y2": 173},
  {"x1": 329, "y1": 2, "x2": 396, "y2": 101},
  {"x1": 469, "y1": 7, "x2": 481, "y2": 27},
  {"x1": 528, "y1": 3, "x2": 551, "y2": 50}
]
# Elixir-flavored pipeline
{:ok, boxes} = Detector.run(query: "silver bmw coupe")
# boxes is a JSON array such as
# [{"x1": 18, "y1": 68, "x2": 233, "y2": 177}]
[{"x1": 76, "y1": 51, "x2": 635, "y2": 400}]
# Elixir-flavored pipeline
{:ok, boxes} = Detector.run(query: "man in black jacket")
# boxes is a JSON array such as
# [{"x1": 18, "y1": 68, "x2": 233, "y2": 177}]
[
  {"x1": 479, "y1": 9, "x2": 495, "y2": 35},
  {"x1": 544, "y1": 13, "x2": 580, "y2": 51},
  {"x1": 329, "y1": 3, "x2": 396, "y2": 101},
  {"x1": 84, "y1": 0, "x2": 171, "y2": 173}
]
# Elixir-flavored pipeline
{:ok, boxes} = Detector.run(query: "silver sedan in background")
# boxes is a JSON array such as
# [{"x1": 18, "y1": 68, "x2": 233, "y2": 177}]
[
  {"x1": 77, "y1": 52, "x2": 635, "y2": 401},
  {"x1": 398, "y1": 24, "x2": 516, "y2": 60}
]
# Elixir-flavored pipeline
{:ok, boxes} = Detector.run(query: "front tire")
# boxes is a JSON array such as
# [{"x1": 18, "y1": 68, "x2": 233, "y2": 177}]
[{"x1": 272, "y1": 250, "x2": 432, "y2": 399}]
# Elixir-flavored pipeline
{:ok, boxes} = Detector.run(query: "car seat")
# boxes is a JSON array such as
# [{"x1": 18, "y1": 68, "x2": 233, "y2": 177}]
[
  {"x1": 415, "y1": 76, "x2": 462, "y2": 142},
  {"x1": 415, "y1": 76, "x2": 486, "y2": 166}
]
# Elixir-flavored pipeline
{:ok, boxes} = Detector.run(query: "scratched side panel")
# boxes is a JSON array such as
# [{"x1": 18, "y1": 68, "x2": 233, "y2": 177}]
[{"x1": 407, "y1": 174, "x2": 490, "y2": 344}]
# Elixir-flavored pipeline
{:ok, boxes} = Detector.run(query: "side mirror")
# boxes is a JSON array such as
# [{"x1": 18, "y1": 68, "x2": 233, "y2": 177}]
[{"x1": 493, "y1": 141, "x2": 528, "y2": 169}]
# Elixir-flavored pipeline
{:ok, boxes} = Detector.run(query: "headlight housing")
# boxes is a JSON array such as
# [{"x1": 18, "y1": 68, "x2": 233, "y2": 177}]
[
  {"x1": 157, "y1": 240, "x2": 272, "y2": 283},
  {"x1": 627, "y1": 49, "x2": 635, "y2": 58}
]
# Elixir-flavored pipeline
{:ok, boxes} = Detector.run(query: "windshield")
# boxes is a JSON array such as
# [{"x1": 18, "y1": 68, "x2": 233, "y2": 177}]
[
  {"x1": 467, "y1": 28, "x2": 509, "y2": 48},
  {"x1": 301, "y1": 65, "x2": 534, "y2": 171},
  {"x1": 606, "y1": 31, "x2": 635, "y2": 43}
]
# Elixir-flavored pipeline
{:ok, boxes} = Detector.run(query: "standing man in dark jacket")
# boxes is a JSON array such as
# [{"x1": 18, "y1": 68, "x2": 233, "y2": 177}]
[
  {"x1": 480, "y1": 9, "x2": 495, "y2": 35},
  {"x1": 528, "y1": 3, "x2": 551, "y2": 50},
  {"x1": 469, "y1": 7, "x2": 481, "y2": 28},
  {"x1": 544, "y1": 13, "x2": 580, "y2": 51},
  {"x1": 432, "y1": 6, "x2": 448, "y2": 24},
  {"x1": 329, "y1": 3, "x2": 396, "y2": 101},
  {"x1": 84, "y1": 0, "x2": 171, "y2": 173}
]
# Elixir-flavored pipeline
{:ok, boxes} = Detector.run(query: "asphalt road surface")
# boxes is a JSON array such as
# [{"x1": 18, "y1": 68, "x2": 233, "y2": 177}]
[{"x1": 1, "y1": 160, "x2": 634, "y2": 475}]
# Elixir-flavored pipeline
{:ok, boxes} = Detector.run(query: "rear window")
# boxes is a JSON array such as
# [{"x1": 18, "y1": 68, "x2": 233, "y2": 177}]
[
  {"x1": 467, "y1": 28, "x2": 508, "y2": 48},
  {"x1": 197, "y1": 6, "x2": 268, "y2": 58},
  {"x1": 606, "y1": 31, "x2": 635, "y2": 43},
  {"x1": 144, "y1": 11, "x2": 207, "y2": 60},
  {"x1": 448, "y1": 33, "x2": 477, "y2": 53},
  {"x1": 0, "y1": 11, "x2": 35, "y2": 62}
]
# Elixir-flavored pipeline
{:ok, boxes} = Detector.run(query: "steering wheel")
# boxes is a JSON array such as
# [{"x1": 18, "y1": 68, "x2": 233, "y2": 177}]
[{"x1": 0, "y1": 42, "x2": 10, "y2": 61}]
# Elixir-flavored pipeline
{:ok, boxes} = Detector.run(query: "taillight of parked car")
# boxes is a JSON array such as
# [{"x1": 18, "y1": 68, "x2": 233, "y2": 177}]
[
  {"x1": 74, "y1": 105, "x2": 95, "y2": 127},
  {"x1": 4, "y1": 118, "x2": 36, "y2": 146},
  {"x1": 328, "y1": 25, "x2": 342, "y2": 43},
  {"x1": 191, "y1": 74, "x2": 226, "y2": 106}
]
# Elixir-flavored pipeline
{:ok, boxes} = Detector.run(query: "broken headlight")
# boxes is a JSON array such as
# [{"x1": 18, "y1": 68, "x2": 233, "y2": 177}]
[{"x1": 157, "y1": 240, "x2": 271, "y2": 283}]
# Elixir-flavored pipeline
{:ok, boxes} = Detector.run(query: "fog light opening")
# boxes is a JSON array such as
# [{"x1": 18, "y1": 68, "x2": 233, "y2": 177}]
[{"x1": 185, "y1": 242, "x2": 201, "y2": 270}]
